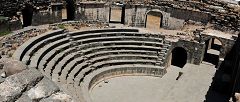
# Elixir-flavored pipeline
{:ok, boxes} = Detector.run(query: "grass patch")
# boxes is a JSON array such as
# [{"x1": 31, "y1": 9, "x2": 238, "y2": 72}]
[
  {"x1": 0, "y1": 16, "x2": 7, "y2": 21},
  {"x1": 0, "y1": 30, "x2": 12, "y2": 36},
  {"x1": 57, "y1": 24, "x2": 66, "y2": 29}
]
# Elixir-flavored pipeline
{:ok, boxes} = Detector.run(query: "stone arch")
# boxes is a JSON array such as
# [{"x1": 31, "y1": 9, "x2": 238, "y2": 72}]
[
  {"x1": 203, "y1": 37, "x2": 223, "y2": 66},
  {"x1": 203, "y1": 36, "x2": 224, "y2": 48},
  {"x1": 169, "y1": 47, "x2": 188, "y2": 68},
  {"x1": 145, "y1": 9, "x2": 164, "y2": 29}
]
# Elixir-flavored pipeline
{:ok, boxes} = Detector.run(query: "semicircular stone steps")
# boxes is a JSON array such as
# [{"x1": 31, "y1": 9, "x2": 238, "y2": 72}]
[
  {"x1": 30, "y1": 32, "x2": 161, "y2": 69},
  {"x1": 50, "y1": 42, "x2": 163, "y2": 82},
  {"x1": 45, "y1": 49, "x2": 159, "y2": 81},
  {"x1": 61, "y1": 54, "x2": 159, "y2": 84},
  {"x1": 15, "y1": 29, "x2": 139, "y2": 62},
  {"x1": 13, "y1": 29, "x2": 64, "y2": 63},
  {"x1": 41, "y1": 35, "x2": 163, "y2": 78},
  {"x1": 13, "y1": 28, "x2": 171, "y2": 102},
  {"x1": 49, "y1": 41, "x2": 163, "y2": 81},
  {"x1": 40, "y1": 36, "x2": 163, "y2": 78}
]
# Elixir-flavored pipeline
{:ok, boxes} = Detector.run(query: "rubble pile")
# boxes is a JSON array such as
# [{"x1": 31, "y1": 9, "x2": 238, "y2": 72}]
[
  {"x1": 0, "y1": 28, "x2": 47, "y2": 58},
  {"x1": 49, "y1": 21, "x2": 109, "y2": 31},
  {"x1": 163, "y1": 32, "x2": 195, "y2": 41}
]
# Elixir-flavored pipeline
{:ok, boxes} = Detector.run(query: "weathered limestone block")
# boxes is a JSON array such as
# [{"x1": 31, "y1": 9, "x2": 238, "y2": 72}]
[
  {"x1": 0, "y1": 68, "x2": 43, "y2": 102},
  {"x1": 0, "y1": 58, "x2": 28, "y2": 77},
  {"x1": 235, "y1": 93, "x2": 240, "y2": 102},
  {"x1": 40, "y1": 92, "x2": 74, "y2": 102},
  {"x1": 27, "y1": 77, "x2": 60, "y2": 100},
  {"x1": 0, "y1": 58, "x2": 74, "y2": 102},
  {"x1": 15, "y1": 94, "x2": 32, "y2": 102}
]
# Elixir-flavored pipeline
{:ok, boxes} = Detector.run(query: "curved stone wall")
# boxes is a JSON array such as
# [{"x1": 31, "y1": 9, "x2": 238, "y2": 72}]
[{"x1": 81, "y1": 66, "x2": 166, "y2": 102}]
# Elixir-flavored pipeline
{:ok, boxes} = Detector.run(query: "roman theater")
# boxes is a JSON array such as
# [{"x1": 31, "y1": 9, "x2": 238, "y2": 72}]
[{"x1": 0, "y1": 0, "x2": 240, "y2": 102}]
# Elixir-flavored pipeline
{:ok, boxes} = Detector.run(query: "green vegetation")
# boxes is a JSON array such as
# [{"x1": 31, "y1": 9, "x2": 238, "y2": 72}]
[
  {"x1": 57, "y1": 24, "x2": 66, "y2": 29},
  {"x1": 0, "y1": 16, "x2": 8, "y2": 22},
  {"x1": 0, "y1": 16, "x2": 7, "y2": 20},
  {"x1": 0, "y1": 30, "x2": 12, "y2": 36}
]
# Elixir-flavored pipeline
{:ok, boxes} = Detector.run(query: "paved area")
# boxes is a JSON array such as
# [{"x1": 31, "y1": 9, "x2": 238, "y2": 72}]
[{"x1": 90, "y1": 63, "x2": 216, "y2": 102}]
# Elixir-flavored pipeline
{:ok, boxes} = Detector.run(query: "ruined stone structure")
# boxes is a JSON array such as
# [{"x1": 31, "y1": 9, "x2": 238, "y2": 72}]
[
  {"x1": 0, "y1": 0, "x2": 239, "y2": 102},
  {"x1": 0, "y1": 58, "x2": 73, "y2": 102}
]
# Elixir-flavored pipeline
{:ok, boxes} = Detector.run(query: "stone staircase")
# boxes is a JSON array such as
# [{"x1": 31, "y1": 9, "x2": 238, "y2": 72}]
[{"x1": 156, "y1": 40, "x2": 171, "y2": 67}]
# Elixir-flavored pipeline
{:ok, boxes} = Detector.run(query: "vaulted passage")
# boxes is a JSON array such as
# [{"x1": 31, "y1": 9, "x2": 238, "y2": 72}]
[
  {"x1": 22, "y1": 3, "x2": 34, "y2": 27},
  {"x1": 203, "y1": 38, "x2": 222, "y2": 66},
  {"x1": 171, "y1": 47, "x2": 187, "y2": 68},
  {"x1": 145, "y1": 11, "x2": 163, "y2": 30}
]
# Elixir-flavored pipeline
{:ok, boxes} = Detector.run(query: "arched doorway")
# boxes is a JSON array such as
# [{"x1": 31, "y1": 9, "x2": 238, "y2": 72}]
[
  {"x1": 145, "y1": 11, "x2": 163, "y2": 30},
  {"x1": 62, "y1": 0, "x2": 75, "y2": 21},
  {"x1": 203, "y1": 38, "x2": 222, "y2": 66},
  {"x1": 170, "y1": 47, "x2": 187, "y2": 68},
  {"x1": 22, "y1": 3, "x2": 34, "y2": 27}
]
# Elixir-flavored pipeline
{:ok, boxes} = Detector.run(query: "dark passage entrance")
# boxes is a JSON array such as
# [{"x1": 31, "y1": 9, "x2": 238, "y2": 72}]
[
  {"x1": 203, "y1": 38, "x2": 222, "y2": 66},
  {"x1": 66, "y1": 0, "x2": 75, "y2": 20},
  {"x1": 171, "y1": 47, "x2": 187, "y2": 68},
  {"x1": 22, "y1": 3, "x2": 34, "y2": 27}
]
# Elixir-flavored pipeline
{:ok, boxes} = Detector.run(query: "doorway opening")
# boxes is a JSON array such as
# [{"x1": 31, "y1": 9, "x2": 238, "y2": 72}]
[
  {"x1": 109, "y1": 3, "x2": 125, "y2": 24},
  {"x1": 203, "y1": 38, "x2": 222, "y2": 66},
  {"x1": 145, "y1": 11, "x2": 163, "y2": 30},
  {"x1": 22, "y1": 3, "x2": 34, "y2": 27},
  {"x1": 63, "y1": 0, "x2": 75, "y2": 21},
  {"x1": 170, "y1": 47, "x2": 187, "y2": 68}
]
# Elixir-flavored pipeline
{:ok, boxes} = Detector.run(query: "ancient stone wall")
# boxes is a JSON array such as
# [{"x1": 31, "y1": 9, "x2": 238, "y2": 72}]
[
  {"x1": 125, "y1": 5, "x2": 147, "y2": 27},
  {"x1": 76, "y1": 3, "x2": 109, "y2": 23},
  {"x1": 89, "y1": 67, "x2": 166, "y2": 89},
  {"x1": 124, "y1": 4, "x2": 209, "y2": 29},
  {"x1": 152, "y1": 0, "x2": 240, "y2": 32},
  {"x1": 166, "y1": 40, "x2": 205, "y2": 65},
  {"x1": 32, "y1": 9, "x2": 62, "y2": 26},
  {"x1": 200, "y1": 33, "x2": 236, "y2": 59},
  {"x1": 0, "y1": 19, "x2": 22, "y2": 33},
  {"x1": 0, "y1": 0, "x2": 239, "y2": 32},
  {"x1": 9, "y1": 20, "x2": 22, "y2": 31},
  {"x1": 167, "y1": 7, "x2": 211, "y2": 24},
  {"x1": 0, "y1": 19, "x2": 10, "y2": 33}
]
